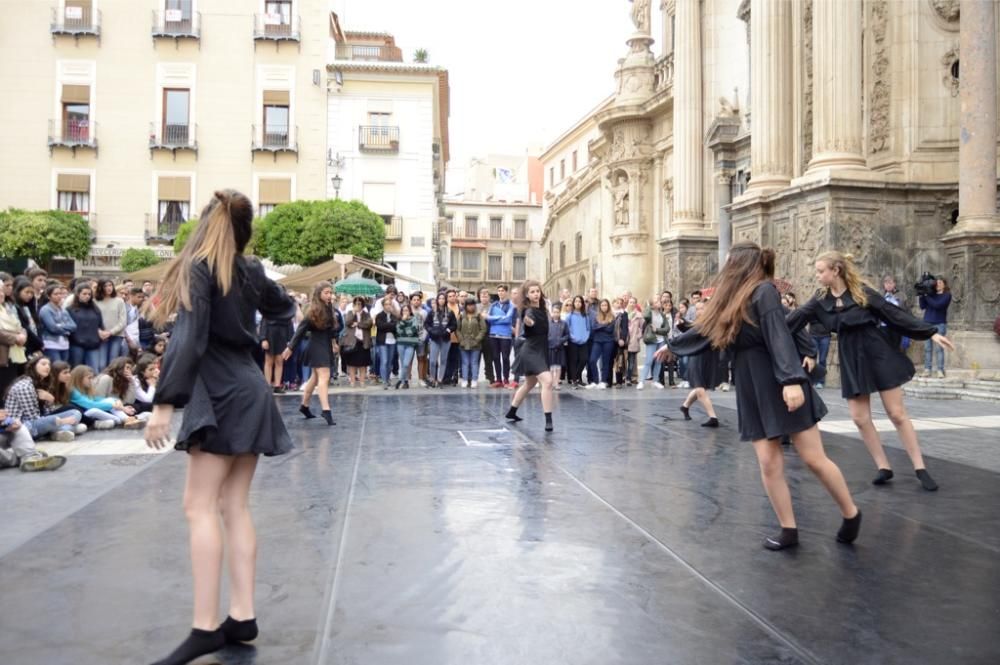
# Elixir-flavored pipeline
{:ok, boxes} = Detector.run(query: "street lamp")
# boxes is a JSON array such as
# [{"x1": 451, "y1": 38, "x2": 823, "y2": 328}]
[
  {"x1": 331, "y1": 173, "x2": 342, "y2": 200},
  {"x1": 327, "y1": 148, "x2": 345, "y2": 200}
]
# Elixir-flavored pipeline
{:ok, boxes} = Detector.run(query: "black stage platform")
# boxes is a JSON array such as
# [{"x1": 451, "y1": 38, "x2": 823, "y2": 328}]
[{"x1": 1, "y1": 391, "x2": 998, "y2": 664}]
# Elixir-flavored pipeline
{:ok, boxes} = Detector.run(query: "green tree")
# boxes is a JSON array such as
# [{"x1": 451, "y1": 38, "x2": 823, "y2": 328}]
[
  {"x1": 173, "y1": 218, "x2": 198, "y2": 253},
  {"x1": 119, "y1": 248, "x2": 161, "y2": 273},
  {"x1": 0, "y1": 209, "x2": 92, "y2": 264},
  {"x1": 413, "y1": 48, "x2": 429, "y2": 63},
  {"x1": 256, "y1": 200, "x2": 384, "y2": 267}
]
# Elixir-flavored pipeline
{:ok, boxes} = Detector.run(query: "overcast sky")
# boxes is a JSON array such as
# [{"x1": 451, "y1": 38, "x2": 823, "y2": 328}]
[{"x1": 332, "y1": 0, "x2": 659, "y2": 190}]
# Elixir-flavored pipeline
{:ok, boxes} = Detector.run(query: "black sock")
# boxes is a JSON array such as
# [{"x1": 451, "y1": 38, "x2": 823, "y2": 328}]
[
  {"x1": 321, "y1": 410, "x2": 335, "y2": 426},
  {"x1": 220, "y1": 616, "x2": 258, "y2": 644},
  {"x1": 680, "y1": 405, "x2": 692, "y2": 421},
  {"x1": 763, "y1": 527, "x2": 799, "y2": 551},
  {"x1": 151, "y1": 628, "x2": 225, "y2": 665},
  {"x1": 872, "y1": 468, "x2": 894, "y2": 485},
  {"x1": 837, "y1": 509, "x2": 862, "y2": 544},
  {"x1": 916, "y1": 469, "x2": 938, "y2": 491},
  {"x1": 701, "y1": 417, "x2": 719, "y2": 428},
  {"x1": 505, "y1": 406, "x2": 522, "y2": 422},
  {"x1": 299, "y1": 404, "x2": 316, "y2": 419},
  {"x1": 544, "y1": 412, "x2": 553, "y2": 432}
]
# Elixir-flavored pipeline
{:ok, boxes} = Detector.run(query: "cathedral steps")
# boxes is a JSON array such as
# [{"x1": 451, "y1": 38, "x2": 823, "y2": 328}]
[{"x1": 904, "y1": 377, "x2": 1000, "y2": 403}]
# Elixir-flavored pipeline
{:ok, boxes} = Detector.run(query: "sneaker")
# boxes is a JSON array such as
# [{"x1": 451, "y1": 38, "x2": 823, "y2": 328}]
[
  {"x1": 554, "y1": 383, "x2": 561, "y2": 391},
  {"x1": 509, "y1": 382, "x2": 518, "y2": 390},
  {"x1": 51, "y1": 429, "x2": 75, "y2": 442},
  {"x1": 679, "y1": 381, "x2": 690, "y2": 389},
  {"x1": 598, "y1": 382, "x2": 607, "y2": 389},
  {"x1": 814, "y1": 382, "x2": 825, "y2": 390},
  {"x1": 920, "y1": 369, "x2": 931, "y2": 378},
  {"x1": 653, "y1": 382, "x2": 665, "y2": 390},
  {"x1": 471, "y1": 381, "x2": 478, "y2": 388},
  {"x1": 719, "y1": 382, "x2": 731, "y2": 392},
  {"x1": 73, "y1": 423, "x2": 88, "y2": 435},
  {"x1": 934, "y1": 370, "x2": 945, "y2": 379},
  {"x1": 93, "y1": 420, "x2": 115, "y2": 430},
  {"x1": 636, "y1": 382, "x2": 644, "y2": 390},
  {"x1": 136, "y1": 412, "x2": 152, "y2": 422},
  {"x1": 21, "y1": 455, "x2": 68, "y2": 472},
  {"x1": 123, "y1": 417, "x2": 145, "y2": 429}
]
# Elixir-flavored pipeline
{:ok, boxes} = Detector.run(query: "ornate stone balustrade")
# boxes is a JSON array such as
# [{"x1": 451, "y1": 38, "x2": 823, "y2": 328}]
[
  {"x1": 654, "y1": 53, "x2": 674, "y2": 93},
  {"x1": 82, "y1": 246, "x2": 175, "y2": 272}
]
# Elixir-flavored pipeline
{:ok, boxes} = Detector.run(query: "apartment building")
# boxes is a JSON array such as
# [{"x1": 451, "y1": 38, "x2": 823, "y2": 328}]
[
  {"x1": 0, "y1": 0, "x2": 331, "y2": 274},
  {"x1": 326, "y1": 17, "x2": 450, "y2": 285}
]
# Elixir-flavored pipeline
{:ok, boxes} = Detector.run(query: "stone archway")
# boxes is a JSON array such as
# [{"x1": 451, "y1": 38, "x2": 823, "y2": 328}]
[{"x1": 578, "y1": 274, "x2": 587, "y2": 296}]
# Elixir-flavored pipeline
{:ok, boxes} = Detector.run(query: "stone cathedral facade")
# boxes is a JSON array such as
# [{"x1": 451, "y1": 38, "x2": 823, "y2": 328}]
[{"x1": 541, "y1": 0, "x2": 999, "y2": 370}]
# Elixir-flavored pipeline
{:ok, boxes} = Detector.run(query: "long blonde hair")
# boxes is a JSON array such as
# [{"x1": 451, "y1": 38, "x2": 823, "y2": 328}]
[
  {"x1": 150, "y1": 189, "x2": 253, "y2": 326},
  {"x1": 815, "y1": 250, "x2": 871, "y2": 308}
]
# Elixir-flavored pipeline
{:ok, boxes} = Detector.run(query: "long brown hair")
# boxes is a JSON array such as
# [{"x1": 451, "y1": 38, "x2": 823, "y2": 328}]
[
  {"x1": 307, "y1": 281, "x2": 334, "y2": 329},
  {"x1": 517, "y1": 279, "x2": 546, "y2": 313},
  {"x1": 150, "y1": 189, "x2": 254, "y2": 326},
  {"x1": 102, "y1": 357, "x2": 134, "y2": 399},
  {"x1": 815, "y1": 250, "x2": 871, "y2": 308},
  {"x1": 696, "y1": 242, "x2": 775, "y2": 349},
  {"x1": 70, "y1": 365, "x2": 96, "y2": 398},
  {"x1": 49, "y1": 361, "x2": 72, "y2": 405},
  {"x1": 595, "y1": 298, "x2": 613, "y2": 324}
]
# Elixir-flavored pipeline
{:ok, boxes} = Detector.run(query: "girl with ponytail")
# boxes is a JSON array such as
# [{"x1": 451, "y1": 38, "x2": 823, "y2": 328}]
[
  {"x1": 787, "y1": 250, "x2": 954, "y2": 492},
  {"x1": 663, "y1": 242, "x2": 861, "y2": 551},
  {"x1": 145, "y1": 190, "x2": 297, "y2": 665}
]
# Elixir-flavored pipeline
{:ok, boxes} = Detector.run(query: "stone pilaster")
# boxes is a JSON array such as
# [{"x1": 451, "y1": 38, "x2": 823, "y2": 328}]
[
  {"x1": 806, "y1": 0, "x2": 866, "y2": 173},
  {"x1": 745, "y1": 0, "x2": 793, "y2": 192},
  {"x1": 671, "y1": 0, "x2": 703, "y2": 230}
]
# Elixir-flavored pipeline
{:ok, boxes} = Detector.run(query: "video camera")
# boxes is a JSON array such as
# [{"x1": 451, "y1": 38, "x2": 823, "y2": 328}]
[{"x1": 914, "y1": 272, "x2": 937, "y2": 297}]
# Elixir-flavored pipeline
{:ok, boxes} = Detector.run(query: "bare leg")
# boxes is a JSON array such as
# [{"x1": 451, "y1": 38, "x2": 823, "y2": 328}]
[
  {"x1": 220, "y1": 454, "x2": 260, "y2": 622},
  {"x1": 537, "y1": 371, "x2": 554, "y2": 412},
  {"x1": 511, "y1": 375, "x2": 538, "y2": 407},
  {"x1": 301, "y1": 369, "x2": 318, "y2": 407},
  {"x1": 695, "y1": 388, "x2": 717, "y2": 418},
  {"x1": 272, "y1": 356, "x2": 284, "y2": 387},
  {"x1": 263, "y1": 355, "x2": 274, "y2": 386},
  {"x1": 751, "y1": 438, "x2": 796, "y2": 528},
  {"x1": 847, "y1": 395, "x2": 891, "y2": 470},
  {"x1": 879, "y1": 387, "x2": 927, "y2": 470},
  {"x1": 790, "y1": 426, "x2": 858, "y2": 518},
  {"x1": 683, "y1": 389, "x2": 697, "y2": 409},
  {"x1": 183, "y1": 450, "x2": 236, "y2": 630},
  {"x1": 313, "y1": 368, "x2": 331, "y2": 411}
]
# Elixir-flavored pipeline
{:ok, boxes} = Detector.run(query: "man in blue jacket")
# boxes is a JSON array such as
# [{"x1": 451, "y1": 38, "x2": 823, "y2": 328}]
[{"x1": 485, "y1": 285, "x2": 515, "y2": 387}]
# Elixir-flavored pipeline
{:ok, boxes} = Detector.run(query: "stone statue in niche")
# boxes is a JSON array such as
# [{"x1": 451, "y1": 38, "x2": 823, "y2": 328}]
[
  {"x1": 630, "y1": 0, "x2": 651, "y2": 33},
  {"x1": 612, "y1": 172, "x2": 630, "y2": 227}
]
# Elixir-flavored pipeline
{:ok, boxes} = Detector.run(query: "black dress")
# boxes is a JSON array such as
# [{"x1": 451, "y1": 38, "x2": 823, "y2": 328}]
[
  {"x1": 260, "y1": 314, "x2": 293, "y2": 354},
  {"x1": 154, "y1": 257, "x2": 297, "y2": 457},
  {"x1": 512, "y1": 306, "x2": 550, "y2": 377},
  {"x1": 787, "y1": 287, "x2": 938, "y2": 399},
  {"x1": 670, "y1": 283, "x2": 826, "y2": 442},
  {"x1": 685, "y1": 347, "x2": 726, "y2": 390},
  {"x1": 288, "y1": 306, "x2": 342, "y2": 369}
]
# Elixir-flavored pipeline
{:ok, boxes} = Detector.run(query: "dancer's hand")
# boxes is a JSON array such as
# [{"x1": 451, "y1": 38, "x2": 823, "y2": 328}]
[
  {"x1": 802, "y1": 356, "x2": 816, "y2": 373},
  {"x1": 782, "y1": 384, "x2": 805, "y2": 412},
  {"x1": 932, "y1": 333, "x2": 955, "y2": 352},
  {"x1": 281, "y1": 347, "x2": 292, "y2": 361},
  {"x1": 261, "y1": 340, "x2": 269, "y2": 351},
  {"x1": 145, "y1": 404, "x2": 174, "y2": 449}
]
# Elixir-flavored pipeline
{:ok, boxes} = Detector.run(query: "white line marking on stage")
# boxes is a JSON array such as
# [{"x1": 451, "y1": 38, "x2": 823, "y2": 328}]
[
  {"x1": 36, "y1": 438, "x2": 170, "y2": 457},
  {"x1": 819, "y1": 415, "x2": 1000, "y2": 435}
]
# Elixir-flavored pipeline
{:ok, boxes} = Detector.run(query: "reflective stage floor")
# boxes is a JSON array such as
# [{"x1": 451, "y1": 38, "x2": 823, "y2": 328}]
[{"x1": 1, "y1": 389, "x2": 998, "y2": 664}]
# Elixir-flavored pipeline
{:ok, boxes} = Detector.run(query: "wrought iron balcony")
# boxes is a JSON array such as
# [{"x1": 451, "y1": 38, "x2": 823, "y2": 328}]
[
  {"x1": 51, "y1": 6, "x2": 101, "y2": 41},
  {"x1": 334, "y1": 44, "x2": 402, "y2": 62},
  {"x1": 149, "y1": 122, "x2": 198, "y2": 158},
  {"x1": 152, "y1": 9, "x2": 200, "y2": 42},
  {"x1": 359, "y1": 125, "x2": 400, "y2": 153},
  {"x1": 48, "y1": 119, "x2": 98, "y2": 156},
  {"x1": 145, "y1": 212, "x2": 183, "y2": 245},
  {"x1": 251, "y1": 124, "x2": 298, "y2": 161},
  {"x1": 384, "y1": 216, "x2": 403, "y2": 240},
  {"x1": 253, "y1": 13, "x2": 300, "y2": 43}
]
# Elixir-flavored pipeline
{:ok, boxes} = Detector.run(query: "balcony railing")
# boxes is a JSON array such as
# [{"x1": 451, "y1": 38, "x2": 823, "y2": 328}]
[
  {"x1": 83, "y1": 244, "x2": 175, "y2": 272},
  {"x1": 334, "y1": 43, "x2": 402, "y2": 62},
  {"x1": 150, "y1": 122, "x2": 198, "y2": 157},
  {"x1": 654, "y1": 52, "x2": 675, "y2": 93},
  {"x1": 384, "y1": 216, "x2": 403, "y2": 240},
  {"x1": 253, "y1": 14, "x2": 300, "y2": 43},
  {"x1": 252, "y1": 124, "x2": 298, "y2": 161},
  {"x1": 51, "y1": 6, "x2": 101, "y2": 40},
  {"x1": 359, "y1": 125, "x2": 400, "y2": 153},
  {"x1": 447, "y1": 225, "x2": 534, "y2": 242},
  {"x1": 152, "y1": 9, "x2": 200, "y2": 41},
  {"x1": 145, "y1": 212, "x2": 183, "y2": 244},
  {"x1": 48, "y1": 119, "x2": 98, "y2": 155}
]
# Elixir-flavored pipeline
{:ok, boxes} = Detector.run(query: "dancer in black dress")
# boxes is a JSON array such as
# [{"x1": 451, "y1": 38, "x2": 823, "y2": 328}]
[
  {"x1": 282, "y1": 281, "x2": 341, "y2": 426},
  {"x1": 787, "y1": 251, "x2": 954, "y2": 491},
  {"x1": 505, "y1": 280, "x2": 556, "y2": 432},
  {"x1": 663, "y1": 243, "x2": 860, "y2": 551},
  {"x1": 259, "y1": 299, "x2": 293, "y2": 393},
  {"x1": 145, "y1": 190, "x2": 297, "y2": 665},
  {"x1": 678, "y1": 300, "x2": 722, "y2": 427}
]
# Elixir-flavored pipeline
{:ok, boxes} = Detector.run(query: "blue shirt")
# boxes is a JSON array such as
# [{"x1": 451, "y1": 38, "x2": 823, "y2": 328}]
[{"x1": 567, "y1": 311, "x2": 591, "y2": 345}]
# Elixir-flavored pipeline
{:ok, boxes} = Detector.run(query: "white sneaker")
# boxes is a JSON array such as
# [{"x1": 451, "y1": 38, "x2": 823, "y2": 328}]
[
  {"x1": 934, "y1": 370, "x2": 945, "y2": 379},
  {"x1": 585, "y1": 383, "x2": 597, "y2": 390},
  {"x1": 653, "y1": 382, "x2": 664, "y2": 390},
  {"x1": 52, "y1": 430, "x2": 75, "y2": 442},
  {"x1": 93, "y1": 420, "x2": 115, "y2": 430},
  {"x1": 471, "y1": 380, "x2": 478, "y2": 388},
  {"x1": 920, "y1": 369, "x2": 931, "y2": 378},
  {"x1": 636, "y1": 382, "x2": 644, "y2": 390},
  {"x1": 679, "y1": 381, "x2": 690, "y2": 389},
  {"x1": 73, "y1": 423, "x2": 88, "y2": 434},
  {"x1": 598, "y1": 382, "x2": 607, "y2": 389},
  {"x1": 719, "y1": 382, "x2": 731, "y2": 392},
  {"x1": 554, "y1": 383, "x2": 561, "y2": 391},
  {"x1": 136, "y1": 412, "x2": 152, "y2": 422}
]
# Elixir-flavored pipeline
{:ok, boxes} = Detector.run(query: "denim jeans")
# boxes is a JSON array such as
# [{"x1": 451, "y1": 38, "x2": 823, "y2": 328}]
[
  {"x1": 27, "y1": 412, "x2": 81, "y2": 439},
  {"x1": 812, "y1": 334, "x2": 831, "y2": 371},
  {"x1": 99, "y1": 337, "x2": 124, "y2": 371},
  {"x1": 428, "y1": 339, "x2": 451, "y2": 382},
  {"x1": 377, "y1": 344, "x2": 397, "y2": 383},
  {"x1": 643, "y1": 342, "x2": 663, "y2": 381},
  {"x1": 460, "y1": 349, "x2": 481, "y2": 382},
  {"x1": 44, "y1": 348, "x2": 70, "y2": 363},
  {"x1": 70, "y1": 346, "x2": 102, "y2": 372},
  {"x1": 924, "y1": 323, "x2": 946, "y2": 371},
  {"x1": 588, "y1": 340, "x2": 615, "y2": 384},
  {"x1": 397, "y1": 344, "x2": 416, "y2": 382}
]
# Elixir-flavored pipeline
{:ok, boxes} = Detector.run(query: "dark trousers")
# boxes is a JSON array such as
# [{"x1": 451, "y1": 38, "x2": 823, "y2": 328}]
[
  {"x1": 490, "y1": 337, "x2": 512, "y2": 383},
  {"x1": 567, "y1": 342, "x2": 588, "y2": 384},
  {"x1": 588, "y1": 340, "x2": 615, "y2": 385},
  {"x1": 445, "y1": 343, "x2": 461, "y2": 383},
  {"x1": 481, "y1": 335, "x2": 495, "y2": 382}
]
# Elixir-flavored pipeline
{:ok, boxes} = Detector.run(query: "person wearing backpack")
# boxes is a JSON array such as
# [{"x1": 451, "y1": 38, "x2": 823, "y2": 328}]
[{"x1": 457, "y1": 298, "x2": 488, "y2": 388}]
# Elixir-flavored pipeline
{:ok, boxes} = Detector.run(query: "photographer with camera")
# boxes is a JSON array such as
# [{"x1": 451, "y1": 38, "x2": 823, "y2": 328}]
[{"x1": 916, "y1": 273, "x2": 951, "y2": 378}]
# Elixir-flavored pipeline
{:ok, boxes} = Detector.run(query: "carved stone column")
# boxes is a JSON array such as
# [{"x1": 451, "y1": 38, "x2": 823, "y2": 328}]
[
  {"x1": 660, "y1": 0, "x2": 674, "y2": 55},
  {"x1": 745, "y1": 0, "x2": 793, "y2": 192},
  {"x1": 951, "y1": 0, "x2": 999, "y2": 234},
  {"x1": 671, "y1": 0, "x2": 703, "y2": 229},
  {"x1": 806, "y1": 0, "x2": 866, "y2": 172}
]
